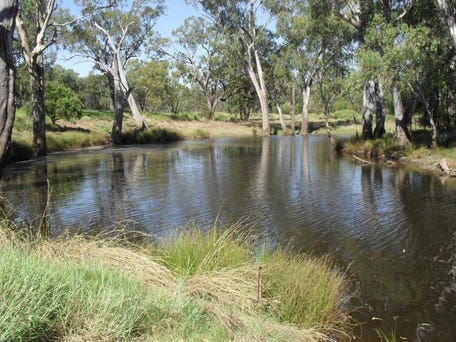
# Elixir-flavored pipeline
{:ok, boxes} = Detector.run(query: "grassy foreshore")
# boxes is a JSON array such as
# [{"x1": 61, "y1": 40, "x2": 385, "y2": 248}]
[
  {"x1": 343, "y1": 134, "x2": 456, "y2": 177},
  {"x1": 0, "y1": 219, "x2": 352, "y2": 341}
]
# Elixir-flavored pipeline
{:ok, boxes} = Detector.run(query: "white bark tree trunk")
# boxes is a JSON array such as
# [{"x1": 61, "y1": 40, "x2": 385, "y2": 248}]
[
  {"x1": 362, "y1": 80, "x2": 376, "y2": 139},
  {"x1": 301, "y1": 83, "x2": 311, "y2": 135},
  {"x1": 391, "y1": 84, "x2": 411, "y2": 145},
  {"x1": 111, "y1": 55, "x2": 124, "y2": 145},
  {"x1": 247, "y1": 48, "x2": 270, "y2": 136},
  {"x1": 276, "y1": 103, "x2": 288, "y2": 134},
  {"x1": 117, "y1": 56, "x2": 146, "y2": 129}
]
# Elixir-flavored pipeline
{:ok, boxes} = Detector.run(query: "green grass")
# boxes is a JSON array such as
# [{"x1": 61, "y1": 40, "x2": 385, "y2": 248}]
[
  {"x1": 193, "y1": 128, "x2": 210, "y2": 139},
  {"x1": 0, "y1": 218, "x2": 352, "y2": 341},
  {"x1": 343, "y1": 134, "x2": 409, "y2": 161},
  {"x1": 155, "y1": 224, "x2": 253, "y2": 277},
  {"x1": 261, "y1": 250, "x2": 349, "y2": 330},
  {"x1": 47, "y1": 131, "x2": 110, "y2": 151}
]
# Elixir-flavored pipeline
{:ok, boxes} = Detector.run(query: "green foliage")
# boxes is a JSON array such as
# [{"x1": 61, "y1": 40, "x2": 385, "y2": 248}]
[
  {"x1": 155, "y1": 225, "x2": 252, "y2": 277},
  {"x1": 78, "y1": 74, "x2": 111, "y2": 111},
  {"x1": 45, "y1": 81, "x2": 83, "y2": 124},
  {"x1": 127, "y1": 60, "x2": 180, "y2": 113}
]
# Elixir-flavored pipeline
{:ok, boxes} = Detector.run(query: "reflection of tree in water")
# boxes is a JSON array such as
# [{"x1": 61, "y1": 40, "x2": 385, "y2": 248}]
[
  {"x1": 432, "y1": 229, "x2": 456, "y2": 339},
  {"x1": 34, "y1": 162, "x2": 50, "y2": 237},
  {"x1": 396, "y1": 173, "x2": 456, "y2": 341}
]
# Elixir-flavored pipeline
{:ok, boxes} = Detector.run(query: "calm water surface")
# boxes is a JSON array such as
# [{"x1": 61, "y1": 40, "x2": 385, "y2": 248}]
[{"x1": 1, "y1": 135, "x2": 456, "y2": 341}]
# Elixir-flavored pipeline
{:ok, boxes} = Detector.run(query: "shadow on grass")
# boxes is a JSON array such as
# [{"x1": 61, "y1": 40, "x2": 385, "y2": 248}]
[
  {"x1": 121, "y1": 127, "x2": 184, "y2": 145},
  {"x1": 46, "y1": 124, "x2": 91, "y2": 133}
]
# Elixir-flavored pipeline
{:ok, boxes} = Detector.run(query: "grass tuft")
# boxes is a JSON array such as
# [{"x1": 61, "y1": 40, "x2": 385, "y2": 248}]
[
  {"x1": 193, "y1": 128, "x2": 210, "y2": 139},
  {"x1": 154, "y1": 223, "x2": 253, "y2": 277}
]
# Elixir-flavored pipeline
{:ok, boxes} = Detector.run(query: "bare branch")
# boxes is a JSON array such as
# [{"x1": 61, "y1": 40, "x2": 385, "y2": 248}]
[{"x1": 395, "y1": 0, "x2": 414, "y2": 23}]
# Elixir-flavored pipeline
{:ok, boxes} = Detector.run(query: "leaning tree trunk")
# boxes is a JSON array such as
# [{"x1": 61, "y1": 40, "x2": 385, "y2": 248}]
[
  {"x1": 301, "y1": 83, "x2": 311, "y2": 135},
  {"x1": 117, "y1": 59, "x2": 146, "y2": 129},
  {"x1": 391, "y1": 84, "x2": 411, "y2": 145},
  {"x1": 0, "y1": 0, "x2": 18, "y2": 170},
  {"x1": 247, "y1": 49, "x2": 270, "y2": 136},
  {"x1": 109, "y1": 58, "x2": 125, "y2": 145},
  {"x1": 30, "y1": 55, "x2": 47, "y2": 157},
  {"x1": 276, "y1": 102, "x2": 289, "y2": 134}
]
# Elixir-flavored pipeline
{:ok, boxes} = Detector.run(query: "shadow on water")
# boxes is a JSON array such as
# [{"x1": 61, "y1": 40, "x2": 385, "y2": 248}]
[{"x1": 1, "y1": 136, "x2": 456, "y2": 340}]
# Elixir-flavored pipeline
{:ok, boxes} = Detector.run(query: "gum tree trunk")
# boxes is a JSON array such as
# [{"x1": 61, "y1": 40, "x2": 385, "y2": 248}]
[
  {"x1": 0, "y1": 0, "x2": 18, "y2": 170},
  {"x1": 276, "y1": 103, "x2": 288, "y2": 134},
  {"x1": 391, "y1": 84, "x2": 411, "y2": 145},
  {"x1": 362, "y1": 80, "x2": 376, "y2": 139},
  {"x1": 110, "y1": 55, "x2": 124, "y2": 145},
  {"x1": 30, "y1": 55, "x2": 47, "y2": 156},
  {"x1": 117, "y1": 61, "x2": 146, "y2": 129},
  {"x1": 374, "y1": 81, "x2": 386, "y2": 138},
  {"x1": 290, "y1": 84, "x2": 296, "y2": 134},
  {"x1": 247, "y1": 49, "x2": 270, "y2": 136},
  {"x1": 301, "y1": 83, "x2": 311, "y2": 135}
]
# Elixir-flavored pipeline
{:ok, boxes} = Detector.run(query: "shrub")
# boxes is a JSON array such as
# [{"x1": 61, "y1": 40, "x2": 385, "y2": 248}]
[{"x1": 45, "y1": 81, "x2": 83, "y2": 125}]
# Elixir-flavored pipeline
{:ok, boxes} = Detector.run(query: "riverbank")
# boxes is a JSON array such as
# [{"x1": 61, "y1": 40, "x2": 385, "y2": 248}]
[
  {"x1": 8, "y1": 108, "x2": 456, "y2": 178},
  {"x1": 343, "y1": 135, "x2": 456, "y2": 178},
  {"x1": 7, "y1": 108, "x2": 354, "y2": 161},
  {"x1": 0, "y1": 220, "x2": 352, "y2": 341}
]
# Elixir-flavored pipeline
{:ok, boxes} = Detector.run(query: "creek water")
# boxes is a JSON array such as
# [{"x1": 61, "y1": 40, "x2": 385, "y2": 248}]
[{"x1": 1, "y1": 135, "x2": 456, "y2": 341}]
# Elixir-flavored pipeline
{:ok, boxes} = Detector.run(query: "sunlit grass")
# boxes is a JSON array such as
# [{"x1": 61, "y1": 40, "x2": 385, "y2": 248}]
[
  {"x1": 154, "y1": 224, "x2": 253, "y2": 277},
  {"x1": 0, "y1": 216, "x2": 353, "y2": 341},
  {"x1": 47, "y1": 131, "x2": 110, "y2": 151}
]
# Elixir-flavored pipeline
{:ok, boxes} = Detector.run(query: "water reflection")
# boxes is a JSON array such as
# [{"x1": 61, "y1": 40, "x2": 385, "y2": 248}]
[{"x1": 1, "y1": 136, "x2": 456, "y2": 340}]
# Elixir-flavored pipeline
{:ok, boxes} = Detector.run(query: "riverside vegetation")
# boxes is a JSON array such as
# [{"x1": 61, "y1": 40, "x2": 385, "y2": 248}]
[
  {"x1": 0, "y1": 215, "x2": 352, "y2": 341},
  {"x1": 7, "y1": 107, "x2": 456, "y2": 177}
]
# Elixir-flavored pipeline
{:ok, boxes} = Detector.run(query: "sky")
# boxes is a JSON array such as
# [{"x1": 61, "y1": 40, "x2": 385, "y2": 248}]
[{"x1": 57, "y1": 0, "x2": 200, "y2": 77}]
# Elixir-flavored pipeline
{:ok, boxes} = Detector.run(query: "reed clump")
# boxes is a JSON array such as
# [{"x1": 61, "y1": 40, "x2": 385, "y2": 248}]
[{"x1": 0, "y1": 218, "x2": 353, "y2": 341}]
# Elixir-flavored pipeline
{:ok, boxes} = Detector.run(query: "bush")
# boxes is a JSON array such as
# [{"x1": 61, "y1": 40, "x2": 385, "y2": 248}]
[{"x1": 45, "y1": 81, "x2": 83, "y2": 125}]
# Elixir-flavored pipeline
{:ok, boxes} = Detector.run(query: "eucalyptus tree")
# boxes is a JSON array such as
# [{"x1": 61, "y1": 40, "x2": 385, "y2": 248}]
[
  {"x1": 172, "y1": 16, "x2": 226, "y2": 120},
  {"x1": 127, "y1": 59, "x2": 167, "y2": 112},
  {"x1": 0, "y1": 0, "x2": 18, "y2": 169},
  {"x1": 275, "y1": 0, "x2": 352, "y2": 135},
  {"x1": 408, "y1": 0, "x2": 456, "y2": 146},
  {"x1": 187, "y1": 0, "x2": 275, "y2": 135},
  {"x1": 15, "y1": 0, "x2": 71, "y2": 156},
  {"x1": 334, "y1": 0, "x2": 415, "y2": 140},
  {"x1": 270, "y1": 51, "x2": 293, "y2": 134},
  {"x1": 66, "y1": 0, "x2": 164, "y2": 144}
]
